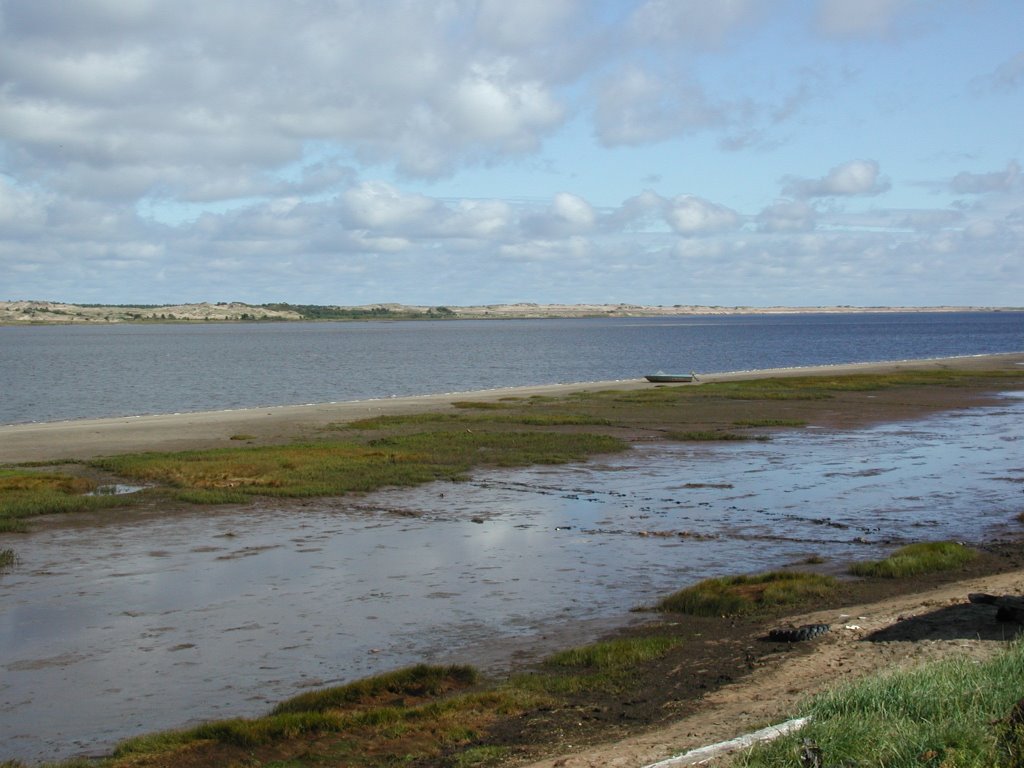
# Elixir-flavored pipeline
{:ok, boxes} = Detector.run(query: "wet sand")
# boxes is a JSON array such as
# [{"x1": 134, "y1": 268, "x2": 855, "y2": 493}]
[{"x1": 3, "y1": 353, "x2": 1022, "y2": 464}]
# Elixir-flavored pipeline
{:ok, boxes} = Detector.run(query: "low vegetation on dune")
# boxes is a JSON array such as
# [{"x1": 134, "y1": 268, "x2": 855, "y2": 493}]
[
  {"x1": 850, "y1": 541, "x2": 978, "y2": 578},
  {"x1": 656, "y1": 571, "x2": 838, "y2": 616},
  {"x1": 0, "y1": 468, "x2": 133, "y2": 532},
  {"x1": 739, "y1": 639, "x2": 1024, "y2": 768}
]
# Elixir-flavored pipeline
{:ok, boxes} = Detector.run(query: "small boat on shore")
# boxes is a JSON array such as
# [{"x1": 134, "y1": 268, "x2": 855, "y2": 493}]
[{"x1": 645, "y1": 372, "x2": 696, "y2": 383}]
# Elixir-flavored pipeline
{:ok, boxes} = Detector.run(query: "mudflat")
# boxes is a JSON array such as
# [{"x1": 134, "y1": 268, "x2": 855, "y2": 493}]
[{"x1": 3, "y1": 352, "x2": 1024, "y2": 767}]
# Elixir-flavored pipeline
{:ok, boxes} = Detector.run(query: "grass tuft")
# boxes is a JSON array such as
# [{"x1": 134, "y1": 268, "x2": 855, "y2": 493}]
[
  {"x1": 738, "y1": 640, "x2": 1024, "y2": 768},
  {"x1": 0, "y1": 469, "x2": 133, "y2": 530},
  {"x1": 272, "y1": 664, "x2": 478, "y2": 715},
  {"x1": 544, "y1": 636, "x2": 682, "y2": 671},
  {"x1": 849, "y1": 541, "x2": 977, "y2": 578},
  {"x1": 732, "y1": 418, "x2": 808, "y2": 427},
  {"x1": 657, "y1": 571, "x2": 836, "y2": 616},
  {"x1": 665, "y1": 430, "x2": 770, "y2": 442}
]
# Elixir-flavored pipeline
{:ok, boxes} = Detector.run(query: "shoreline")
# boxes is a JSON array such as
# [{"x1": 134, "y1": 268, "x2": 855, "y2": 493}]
[{"x1": 2, "y1": 352, "x2": 1022, "y2": 464}]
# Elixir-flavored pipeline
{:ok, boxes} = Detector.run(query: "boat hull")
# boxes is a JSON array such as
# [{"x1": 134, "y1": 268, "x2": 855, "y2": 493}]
[{"x1": 644, "y1": 374, "x2": 694, "y2": 383}]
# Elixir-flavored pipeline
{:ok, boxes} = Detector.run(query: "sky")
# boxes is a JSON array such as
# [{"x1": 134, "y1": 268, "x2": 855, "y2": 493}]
[{"x1": 1, "y1": 0, "x2": 1022, "y2": 307}]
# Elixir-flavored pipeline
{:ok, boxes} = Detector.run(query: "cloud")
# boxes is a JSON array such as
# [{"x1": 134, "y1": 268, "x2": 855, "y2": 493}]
[
  {"x1": 666, "y1": 195, "x2": 741, "y2": 235},
  {"x1": 757, "y1": 199, "x2": 817, "y2": 232},
  {"x1": 627, "y1": 0, "x2": 765, "y2": 48},
  {"x1": 593, "y1": 65, "x2": 724, "y2": 145},
  {"x1": 783, "y1": 160, "x2": 891, "y2": 198},
  {"x1": 815, "y1": 0, "x2": 922, "y2": 40},
  {"x1": 522, "y1": 192, "x2": 596, "y2": 237},
  {"x1": 473, "y1": 0, "x2": 580, "y2": 50},
  {"x1": 950, "y1": 161, "x2": 1021, "y2": 194},
  {"x1": 0, "y1": 0, "x2": 573, "y2": 194}
]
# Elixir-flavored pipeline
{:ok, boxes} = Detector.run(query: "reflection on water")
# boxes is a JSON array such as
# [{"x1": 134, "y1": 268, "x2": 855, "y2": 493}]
[{"x1": 1, "y1": 398, "x2": 1023, "y2": 762}]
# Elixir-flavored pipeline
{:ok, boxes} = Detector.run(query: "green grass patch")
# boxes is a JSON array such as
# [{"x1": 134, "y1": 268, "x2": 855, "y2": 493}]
[
  {"x1": 0, "y1": 469, "x2": 133, "y2": 530},
  {"x1": 665, "y1": 430, "x2": 769, "y2": 441},
  {"x1": 229, "y1": 433, "x2": 256, "y2": 441},
  {"x1": 89, "y1": 432, "x2": 625, "y2": 501},
  {"x1": 0, "y1": 548, "x2": 17, "y2": 570},
  {"x1": 732, "y1": 418, "x2": 808, "y2": 427},
  {"x1": 509, "y1": 636, "x2": 683, "y2": 697},
  {"x1": 272, "y1": 664, "x2": 478, "y2": 715},
  {"x1": 112, "y1": 666, "x2": 542, "y2": 767},
  {"x1": 350, "y1": 410, "x2": 611, "y2": 430},
  {"x1": 850, "y1": 541, "x2": 978, "y2": 578},
  {"x1": 657, "y1": 571, "x2": 837, "y2": 616},
  {"x1": 544, "y1": 636, "x2": 682, "y2": 671},
  {"x1": 738, "y1": 639, "x2": 1024, "y2": 768}
]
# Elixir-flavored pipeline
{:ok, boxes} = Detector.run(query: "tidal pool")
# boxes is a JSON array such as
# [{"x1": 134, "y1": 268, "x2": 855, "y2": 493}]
[{"x1": 1, "y1": 397, "x2": 1022, "y2": 763}]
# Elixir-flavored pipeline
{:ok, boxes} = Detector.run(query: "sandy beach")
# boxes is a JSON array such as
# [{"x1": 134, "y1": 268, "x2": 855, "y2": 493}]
[{"x1": 3, "y1": 353, "x2": 1022, "y2": 464}]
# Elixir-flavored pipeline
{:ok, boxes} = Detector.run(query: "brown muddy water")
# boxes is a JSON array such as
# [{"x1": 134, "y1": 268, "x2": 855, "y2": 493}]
[{"x1": 2, "y1": 396, "x2": 1023, "y2": 763}]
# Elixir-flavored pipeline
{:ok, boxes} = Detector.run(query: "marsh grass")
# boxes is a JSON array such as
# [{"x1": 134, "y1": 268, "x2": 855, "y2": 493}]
[
  {"x1": 0, "y1": 548, "x2": 17, "y2": 570},
  {"x1": 271, "y1": 664, "x2": 478, "y2": 715},
  {"x1": 510, "y1": 636, "x2": 684, "y2": 696},
  {"x1": 0, "y1": 469, "x2": 133, "y2": 531},
  {"x1": 657, "y1": 571, "x2": 837, "y2": 616},
  {"x1": 665, "y1": 430, "x2": 769, "y2": 441},
  {"x1": 544, "y1": 636, "x2": 682, "y2": 671},
  {"x1": 850, "y1": 541, "x2": 977, "y2": 578},
  {"x1": 738, "y1": 640, "x2": 1024, "y2": 768},
  {"x1": 90, "y1": 431, "x2": 625, "y2": 500},
  {"x1": 113, "y1": 665, "x2": 542, "y2": 767},
  {"x1": 733, "y1": 418, "x2": 808, "y2": 427}
]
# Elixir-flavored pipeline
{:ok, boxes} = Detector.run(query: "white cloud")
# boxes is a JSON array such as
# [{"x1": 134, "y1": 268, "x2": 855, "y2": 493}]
[
  {"x1": 628, "y1": 0, "x2": 765, "y2": 48},
  {"x1": 757, "y1": 199, "x2": 816, "y2": 232},
  {"x1": 950, "y1": 160, "x2": 1021, "y2": 194},
  {"x1": 593, "y1": 65, "x2": 724, "y2": 145},
  {"x1": 783, "y1": 160, "x2": 891, "y2": 198},
  {"x1": 522, "y1": 192, "x2": 597, "y2": 237},
  {"x1": 815, "y1": 0, "x2": 922, "y2": 40},
  {"x1": 666, "y1": 195, "x2": 741, "y2": 235},
  {"x1": 0, "y1": 176, "x2": 48, "y2": 234},
  {"x1": 473, "y1": 0, "x2": 579, "y2": 50},
  {"x1": 342, "y1": 182, "x2": 441, "y2": 231}
]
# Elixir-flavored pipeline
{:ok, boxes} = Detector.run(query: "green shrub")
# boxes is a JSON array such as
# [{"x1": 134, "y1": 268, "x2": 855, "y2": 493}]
[
  {"x1": 850, "y1": 541, "x2": 977, "y2": 578},
  {"x1": 657, "y1": 571, "x2": 836, "y2": 616},
  {"x1": 739, "y1": 640, "x2": 1024, "y2": 767}
]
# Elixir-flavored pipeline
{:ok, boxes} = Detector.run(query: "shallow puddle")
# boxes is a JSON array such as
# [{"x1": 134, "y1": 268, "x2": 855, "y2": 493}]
[{"x1": 2, "y1": 397, "x2": 1023, "y2": 763}]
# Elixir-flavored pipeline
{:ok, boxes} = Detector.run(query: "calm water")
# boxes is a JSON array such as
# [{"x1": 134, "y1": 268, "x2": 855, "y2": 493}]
[
  {"x1": 2, "y1": 312, "x2": 1023, "y2": 425},
  {"x1": 2, "y1": 397, "x2": 1023, "y2": 762}
]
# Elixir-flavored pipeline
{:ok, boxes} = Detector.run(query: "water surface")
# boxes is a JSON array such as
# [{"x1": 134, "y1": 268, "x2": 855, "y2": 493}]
[{"x1": 2, "y1": 312, "x2": 1022, "y2": 424}]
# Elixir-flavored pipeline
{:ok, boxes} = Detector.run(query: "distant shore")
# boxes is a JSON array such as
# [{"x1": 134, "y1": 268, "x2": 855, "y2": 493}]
[
  {"x1": 1, "y1": 300, "x2": 1020, "y2": 325},
  {"x1": 2, "y1": 352, "x2": 1021, "y2": 464}
]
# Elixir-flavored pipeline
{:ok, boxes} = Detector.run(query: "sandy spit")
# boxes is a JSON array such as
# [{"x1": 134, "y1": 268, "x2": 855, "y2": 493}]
[{"x1": 2, "y1": 353, "x2": 1022, "y2": 464}]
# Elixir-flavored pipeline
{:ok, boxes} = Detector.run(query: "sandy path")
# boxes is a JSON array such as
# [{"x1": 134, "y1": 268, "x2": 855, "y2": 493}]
[
  {"x1": 519, "y1": 567, "x2": 1024, "y2": 768},
  {"x1": 3, "y1": 353, "x2": 1020, "y2": 464}
]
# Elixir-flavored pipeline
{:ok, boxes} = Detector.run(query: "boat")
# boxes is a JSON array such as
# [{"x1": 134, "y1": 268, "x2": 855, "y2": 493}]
[{"x1": 644, "y1": 372, "x2": 696, "y2": 383}]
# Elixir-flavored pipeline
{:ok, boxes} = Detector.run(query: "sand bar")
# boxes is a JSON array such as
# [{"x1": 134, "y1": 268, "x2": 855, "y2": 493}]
[{"x1": 2, "y1": 353, "x2": 1022, "y2": 464}]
